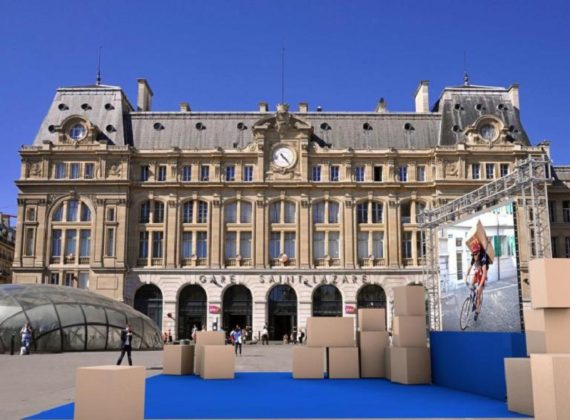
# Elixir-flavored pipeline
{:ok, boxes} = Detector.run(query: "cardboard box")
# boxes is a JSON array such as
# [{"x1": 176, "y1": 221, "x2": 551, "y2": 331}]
[
  {"x1": 358, "y1": 331, "x2": 389, "y2": 378},
  {"x1": 163, "y1": 344, "x2": 195, "y2": 375},
  {"x1": 329, "y1": 347, "x2": 360, "y2": 379},
  {"x1": 392, "y1": 316, "x2": 427, "y2": 347},
  {"x1": 390, "y1": 347, "x2": 431, "y2": 384},
  {"x1": 393, "y1": 286, "x2": 426, "y2": 317},
  {"x1": 306, "y1": 317, "x2": 355, "y2": 347},
  {"x1": 504, "y1": 358, "x2": 534, "y2": 416},
  {"x1": 530, "y1": 354, "x2": 570, "y2": 420},
  {"x1": 385, "y1": 347, "x2": 392, "y2": 380},
  {"x1": 200, "y1": 345, "x2": 235, "y2": 379},
  {"x1": 195, "y1": 331, "x2": 226, "y2": 375},
  {"x1": 292, "y1": 346, "x2": 325, "y2": 379},
  {"x1": 529, "y1": 259, "x2": 570, "y2": 308},
  {"x1": 74, "y1": 366, "x2": 145, "y2": 420},
  {"x1": 358, "y1": 308, "x2": 386, "y2": 331},
  {"x1": 465, "y1": 219, "x2": 495, "y2": 262},
  {"x1": 524, "y1": 308, "x2": 570, "y2": 354}
]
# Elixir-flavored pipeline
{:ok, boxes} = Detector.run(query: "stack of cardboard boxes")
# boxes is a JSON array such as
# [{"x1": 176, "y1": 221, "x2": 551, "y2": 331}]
[
  {"x1": 357, "y1": 308, "x2": 389, "y2": 378},
  {"x1": 505, "y1": 258, "x2": 570, "y2": 418},
  {"x1": 387, "y1": 285, "x2": 431, "y2": 384},
  {"x1": 196, "y1": 331, "x2": 235, "y2": 379},
  {"x1": 293, "y1": 317, "x2": 358, "y2": 379}
]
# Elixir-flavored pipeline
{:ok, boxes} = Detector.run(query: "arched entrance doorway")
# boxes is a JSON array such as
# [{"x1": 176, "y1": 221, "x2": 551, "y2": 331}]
[
  {"x1": 134, "y1": 284, "x2": 163, "y2": 330},
  {"x1": 357, "y1": 284, "x2": 387, "y2": 328},
  {"x1": 268, "y1": 285, "x2": 297, "y2": 340},
  {"x1": 178, "y1": 285, "x2": 207, "y2": 340},
  {"x1": 222, "y1": 285, "x2": 252, "y2": 335},
  {"x1": 312, "y1": 285, "x2": 342, "y2": 317}
]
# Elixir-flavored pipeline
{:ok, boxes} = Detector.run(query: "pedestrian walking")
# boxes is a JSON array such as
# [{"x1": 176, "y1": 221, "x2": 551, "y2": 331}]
[
  {"x1": 261, "y1": 325, "x2": 269, "y2": 345},
  {"x1": 230, "y1": 325, "x2": 243, "y2": 356},
  {"x1": 299, "y1": 328, "x2": 306, "y2": 344},
  {"x1": 20, "y1": 321, "x2": 33, "y2": 355},
  {"x1": 191, "y1": 324, "x2": 198, "y2": 342},
  {"x1": 116, "y1": 323, "x2": 134, "y2": 366}
]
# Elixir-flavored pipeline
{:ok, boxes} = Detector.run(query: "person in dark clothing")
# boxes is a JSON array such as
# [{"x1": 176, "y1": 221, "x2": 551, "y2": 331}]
[{"x1": 116, "y1": 324, "x2": 134, "y2": 366}]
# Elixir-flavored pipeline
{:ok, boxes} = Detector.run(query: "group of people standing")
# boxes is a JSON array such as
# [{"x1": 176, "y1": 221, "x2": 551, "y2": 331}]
[{"x1": 260, "y1": 325, "x2": 306, "y2": 345}]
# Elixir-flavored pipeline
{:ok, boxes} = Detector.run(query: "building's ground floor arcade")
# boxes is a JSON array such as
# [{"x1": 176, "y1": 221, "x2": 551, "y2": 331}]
[{"x1": 127, "y1": 271, "x2": 422, "y2": 340}]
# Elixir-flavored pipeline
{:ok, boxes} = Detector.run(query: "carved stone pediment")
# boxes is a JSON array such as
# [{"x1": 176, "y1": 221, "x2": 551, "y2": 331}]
[{"x1": 252, "y1": 105, "x2": 313, "y2": 138}]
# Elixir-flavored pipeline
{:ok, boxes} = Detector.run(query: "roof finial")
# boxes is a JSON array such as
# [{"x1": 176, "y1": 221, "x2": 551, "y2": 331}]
[
  {"x1": 463, "y1": 71, "x2": 470, "y2": 87},
  {"x1": 96, "y1": 46, "x2": 102, "y2": 86}
]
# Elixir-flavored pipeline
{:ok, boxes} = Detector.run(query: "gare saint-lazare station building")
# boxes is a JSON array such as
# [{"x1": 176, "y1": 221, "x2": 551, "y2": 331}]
[{"x1": 11, "y1": 77, "x2": 568, "y2": 340}]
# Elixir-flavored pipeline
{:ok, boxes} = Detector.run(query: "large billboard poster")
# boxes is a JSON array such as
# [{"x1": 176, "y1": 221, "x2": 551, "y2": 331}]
[{"x1": 439, "y1": 202, "x2": 522, "y2": 332}]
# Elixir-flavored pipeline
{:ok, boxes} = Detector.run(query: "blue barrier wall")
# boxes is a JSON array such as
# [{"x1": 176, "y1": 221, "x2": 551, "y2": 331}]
[{"x1": 430, "y1": 331, "x2": 526, "y2": 400}]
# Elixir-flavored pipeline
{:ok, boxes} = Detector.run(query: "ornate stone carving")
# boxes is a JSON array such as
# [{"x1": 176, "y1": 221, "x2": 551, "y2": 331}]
[
  {"x1": 108, "y1": 161, "x2": 122, "y2": 177},
  {"x1": 444, "y1": 160, "x2": 458, "y2": 177},
  {"x1": 168, "y1": 200, "x2": 177, "y2": 208},
  {"x1": 30, "y1": 162, "x2": 42, "y2": 177}
]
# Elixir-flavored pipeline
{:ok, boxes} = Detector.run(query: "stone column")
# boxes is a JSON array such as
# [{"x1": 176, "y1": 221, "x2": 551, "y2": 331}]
[
  {"x1": 299, "y1": 196, "x2": 310, "y2": 268},
  {"x1": 94, "y1": 200, "x2": 105, "y2": 266},
  {"x1": 210, "y1": 196, "x2": 221, "y2": 268},
  {"x1": 343, "y1": 195, "x2": 355, "y2": 268},
  {"x1": 165, "y1": 199, "x2": 178, "y2": 268},
  {"x1": 387, "y1": 199, "x2": 400, "y2": 267}
]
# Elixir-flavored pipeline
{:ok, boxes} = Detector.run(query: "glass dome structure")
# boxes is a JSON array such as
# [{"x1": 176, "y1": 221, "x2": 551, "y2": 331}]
[{"x1": 0, "y1": 284, "x2": 163, "y2": 353}]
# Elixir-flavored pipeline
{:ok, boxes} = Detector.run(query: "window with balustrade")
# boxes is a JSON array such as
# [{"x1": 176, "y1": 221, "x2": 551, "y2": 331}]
[
  {"x1": 137, "y1": 199, "x2": 166, "y2": 267},
  {"x1": 50, "y1": 200, "x2": 92, "y2": 265},
  {"x1": 269, "y1": 200, "x2": 297, "y2": 266},
  {"x1": 179, "y1": 200, "x2": 209, "y2": 267},
  {"x1": 400, "y1": 200, "x2": 427, "y2": 266},
  {"x1": 312, "y1": 200, "x2": 341, "y2": 267},
  {"x1": 223, "y1": 200, "x2": 253, "y2": 267},
  {"x1": 355, "y1": 201, "x2": 385, "y2": 267}
]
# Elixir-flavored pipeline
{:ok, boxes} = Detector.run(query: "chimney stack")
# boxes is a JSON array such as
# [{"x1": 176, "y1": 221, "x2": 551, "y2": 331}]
[
  {"x1": 137, "y1": 79, "x2": 153, "y2": 112},
  {"x1": 414, "y1": 81, "x2": 429, "y2": 113},
  {"x1": 258, "y1": 102, "x2": 268, "y2": 112},
  {"x1": 508, "y1": 84, "x2": 520, "y2": 110},
  {"x1": 298, "y1": 102, "x2": 308, "y2": 113},
  {"x1": 375, "y1": 98, "x2": 387, "y2": 113},
  {"x1": 179, "y1": 102, "x2": 191, "y2": 112}
]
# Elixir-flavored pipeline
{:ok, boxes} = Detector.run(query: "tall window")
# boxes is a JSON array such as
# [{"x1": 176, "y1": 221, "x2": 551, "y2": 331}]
[
  {"x1": 269, "y1": 201, "x2": 297, "y2": 264},
  {"x1": 24, "y1": 228, "x2": 35, "y2": 256},
  {"x1": 157, "y1": 165, "x2": 167, "y2": 181},
  {"x1": 356, "y1": 201, "x2": 385, "y2": 266},
  {"x1": 50, "y1": 200, "x2": 92, "y2": 265},
  {"x1": 182, "y1": 165, "x2": 192, "y2": 181},
  {"x1": 180, "y1": 200, "x2": 209, "y2": 265},
  {"x1": 472, "y1": 164, "x2": 481, "y2": 180},
  {"x1": 200, "y1": 165, "x2": 209, "y2": 181},
  {"x1": 486, "y1": 163, "x2": 495, "y2": 179},
  {"x1": 563, "y1": 201, "x2": 570, "y2": 223},
  {"x1": 500, "y1": 163, "x2": 510, "y2": 177},
  {"x1": 225, "y1": 165, "x2": 235, "y2": 181},
  {"x1": 55, "y1": 163, "x2": 66, "y2": 179},
  {"x1": 356, "y1": 201, "x2": 383, "y2": 224},
  {"x1": 140, "y1": 165, "x2": 150, "y2": 181},
  {"x1": 549, "y1": 201, "x2": 556, "y2": 223},
  {"x1": 84, "y1": 163, "x2": 95, "y2": 179},
  {"x1": 105, "y1": 228, "x2": 115, "y2": 257},
  {"x1": 402, "y1": 232, "x2": 413, "y2": 259},
  {"x1": 330, "y1": 165, "x2": 340, "y2": 182},
  {"x1": 357, "y1": 232, "x2": 384, "y2": 260},
  {"x1": 153, "y1": 201, "x2": 165, "y2": 223},
  {"x1": 70, "y1": 163, "x2": 80, "y2": 179},
  {"x1": 311, "y1": 166, "x2": 321, "y2": 182},
  {"x1": 224, "y1": 201, "x2": 253, "y2": 265},
  {"x1": 243, "y1": 165, "x2": 254, "y2": 182},
  {"x1": 398, "y1": 166, "x2": 408, "y2": 182},
  {"x1": 313, "y1": 201, "x2": 341, "y2": 266},
  {"x1": 417, "y1": 166, "x2": 426, "y2": 182},
  {"x1": 152, "y1": 232, "x2": 164, "y2": 258},
  {"x1": 138, "y1": 199, "x2": 166, "y2": 266},
  {"x1": 373, "y1": 166, "x2": 383, "y2": 182},
  {"x1": 355, "y1": 166, "x2": 365, "y2": 182}
]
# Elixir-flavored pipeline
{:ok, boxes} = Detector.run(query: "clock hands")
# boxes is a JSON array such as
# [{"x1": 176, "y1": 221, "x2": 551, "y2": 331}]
[{"x1": 279, "y1": 153, "x2": 290, "y2": 164}]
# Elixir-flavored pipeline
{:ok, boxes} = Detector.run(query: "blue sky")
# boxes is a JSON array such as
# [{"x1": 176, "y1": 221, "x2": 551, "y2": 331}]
[{"x1": 1, "y1": 1, "x2": 569, "y2": 216}]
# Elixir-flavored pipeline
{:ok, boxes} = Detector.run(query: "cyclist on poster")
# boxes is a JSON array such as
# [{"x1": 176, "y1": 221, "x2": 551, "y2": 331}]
[{"x1": 465, "y1": 240, "x2": 490, "y2": 321}]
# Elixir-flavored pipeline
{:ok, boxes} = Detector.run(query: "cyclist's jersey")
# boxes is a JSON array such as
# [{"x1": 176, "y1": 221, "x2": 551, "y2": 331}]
[{"x1": 470, "y1": 251, "x2": 489, "y2": 285}]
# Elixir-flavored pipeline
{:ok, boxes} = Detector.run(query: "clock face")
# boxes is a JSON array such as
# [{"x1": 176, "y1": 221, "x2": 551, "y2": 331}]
[
  {"x1": 480, "y1": 124, "x2": 497, "y2": 141},
  {"x1": 272, "y1": 146, "x2": 295, "y2": 168}
]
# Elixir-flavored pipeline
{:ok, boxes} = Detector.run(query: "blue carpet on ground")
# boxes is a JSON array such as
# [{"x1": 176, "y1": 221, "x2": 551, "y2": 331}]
[{"x1": 28, "y1": 372, "x2": 528, "y2": 419}]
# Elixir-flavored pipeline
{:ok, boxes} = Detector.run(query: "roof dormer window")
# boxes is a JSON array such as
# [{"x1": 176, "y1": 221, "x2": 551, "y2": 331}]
[{"x1": 69, "y1": 123, "x2": 86, "y2": 141}]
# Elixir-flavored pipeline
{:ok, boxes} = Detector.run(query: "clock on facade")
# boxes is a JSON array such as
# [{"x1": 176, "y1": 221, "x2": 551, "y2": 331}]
[
  {"x1": 479, "y1": 123, "x2": 497, "y2": 141},
  {"x1": 272, "y1": 146, "x2": 295, "y2": 168},
  {"x1": 68, "y1": 123, "x2": 87, "y2": 141}
]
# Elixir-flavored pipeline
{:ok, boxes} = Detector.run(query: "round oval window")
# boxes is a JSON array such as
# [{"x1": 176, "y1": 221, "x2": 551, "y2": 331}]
[
  {"x1": 480, "y1": 124, "x2": 496, "y2": 141},
  {"x1": 69, "y1": 124, "x2": 86, "y2": 140}
]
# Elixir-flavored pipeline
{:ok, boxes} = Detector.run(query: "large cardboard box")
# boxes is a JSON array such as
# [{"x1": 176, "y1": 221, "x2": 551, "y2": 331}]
[
  {"x1": 200, "y1": 345, "x2": 235, "y2": 379},
  {"x1": 524, "y1": 308, "x2": 570, "y2": 354},
  {"x1": 195, "y1": 331, "x2": 225, "y2": 374},
  {"x1": 393, "y1": 286, "x2": 426, "y2": 317},
  {"x1": 385, "y1": 347, "x2": 392, "y2": 380},
  {"x1": 529, "y1": 259, "x2": 570, "y2": 308},
  {"x1": 504, "y1": 358, "x2": 534, "y2": 416},
  {"x1": 163, "y1": 344, "x2": 195, "y2": 375},
  {"x1": 292, "y1": 346, "x2": 325, "y2": 379},
  {"x1": 392, "y1": 316, "x2": 427, "y2": 347},
  {"x1": 358, "y1": 331, "x2": 389, "y2": 378},
  {"x1": 74, "y1": 366, "x2": 145, "y2": 420},
  {"x1": 329, "y1": 347, "x2": 360, "y2": 379},
  {"x1": 464, "y1": 219, "x2": 495, "y2": 262},
  {"x1": 306, "y1": 317, "x2": 355, "y2": 347},
  {"x1": 358, "y1": 308, "x2": 386, "y2": 331},
  {"x1": 390, "y1": 347, "x2": 431, "y2": 384},
  {"x1": 530, "y1": 354, "x2": 570, "y2": 420}
]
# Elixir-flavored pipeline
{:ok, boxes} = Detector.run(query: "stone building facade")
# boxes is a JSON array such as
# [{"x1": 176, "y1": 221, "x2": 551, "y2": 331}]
[{"x1": 12, "y1": 78, "x2": 563, "y2": 339}]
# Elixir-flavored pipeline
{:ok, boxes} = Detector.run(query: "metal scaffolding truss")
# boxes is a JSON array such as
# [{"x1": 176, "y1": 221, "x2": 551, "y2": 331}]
[{"x1": 418, "y1": 156, "x2": 552, "y2": 330}]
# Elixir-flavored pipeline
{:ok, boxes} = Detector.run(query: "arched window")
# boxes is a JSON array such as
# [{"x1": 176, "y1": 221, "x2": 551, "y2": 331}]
[
  {"x1": 134, "y1": 284, "x2": 163, "y2": 330},
  {"x1": 138, "y1": 199, "x2": 166, "y2": 267},
  {"x1": 224, "y1": 200, "x2": 253, "y2": 267},
  {"x1": 180, "y1": 200, "x2": 209, "y2": 267},
  {"x1": 357, "y1": 284, "x2": 387, "y2": 311},
  {"x1": 269, "y1": 200, "x2": 297, "y2": 266},
  {"x1": 50, "y1": 200, "x2": 93, "y2": 268},
  {"x1": 178, "y1": 284, "x2": 207, "y2": 340},
  {"x1": 268, "y1": 285, "x2": 297, "y2": 340},
  {"x1": 313, "y1": 200, "x2": 341, "y2": 267},
  {"x1": 312, "y1": 284, "x2": 342, "y2": 317},
  {"x1": 222, "y1": 285, "x2": 252, "y2": 335},
  {"x1": 356, "y1": 201, "x2": 385, "y2": 267}
]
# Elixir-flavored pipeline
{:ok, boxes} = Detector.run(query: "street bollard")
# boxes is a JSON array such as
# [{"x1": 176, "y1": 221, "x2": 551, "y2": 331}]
[{"x1": 10, "y1": 334, "x2": 15, "y2": 355}]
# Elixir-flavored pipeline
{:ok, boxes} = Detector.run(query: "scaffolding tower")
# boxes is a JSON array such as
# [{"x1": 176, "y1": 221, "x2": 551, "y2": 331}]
[{"x1": 419, "y1": 156, "x2": 552, "y2": 330}]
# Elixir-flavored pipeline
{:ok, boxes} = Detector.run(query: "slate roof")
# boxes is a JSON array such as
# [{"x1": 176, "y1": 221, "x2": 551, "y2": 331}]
[{"x1": 32, "y1": 83, "x2": 531, "y2": 150}]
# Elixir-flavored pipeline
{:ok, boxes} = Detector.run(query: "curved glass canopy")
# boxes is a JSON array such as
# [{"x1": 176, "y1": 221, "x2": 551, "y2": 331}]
[{"x1": 0, "y1": 284, "x2": 163, "y2": 353}]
